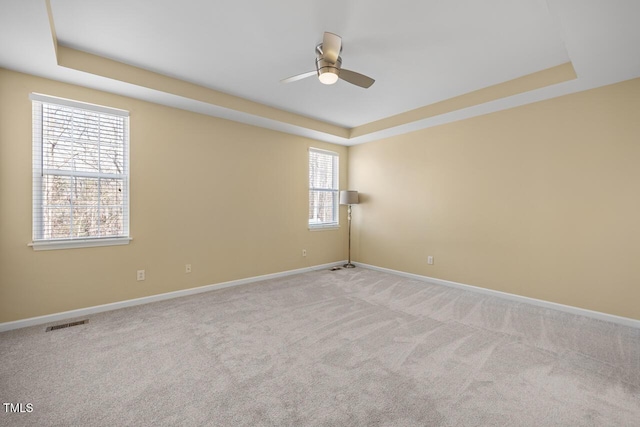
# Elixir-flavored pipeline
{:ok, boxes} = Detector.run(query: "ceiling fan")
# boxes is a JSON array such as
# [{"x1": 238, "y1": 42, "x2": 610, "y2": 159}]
[{"x1": 281, "y1": 32, "x2": 375, "y2": 89}]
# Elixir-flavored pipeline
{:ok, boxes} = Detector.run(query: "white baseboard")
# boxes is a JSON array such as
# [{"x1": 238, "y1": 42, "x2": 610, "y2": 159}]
[
  {"x1": 358, "y1": 263, "x2": 640, "y2": 329},
  {"x1": 5, "y1": 260, "x2": 637, "y2": 332},
  {"x1": 0, "y1": 261, "x2": 346, "y2": 333}
]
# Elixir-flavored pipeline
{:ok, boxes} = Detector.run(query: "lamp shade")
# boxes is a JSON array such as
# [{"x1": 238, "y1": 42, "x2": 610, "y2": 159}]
[{"x1": 340, "y1": 190, "x2": 359, "y2": 205}]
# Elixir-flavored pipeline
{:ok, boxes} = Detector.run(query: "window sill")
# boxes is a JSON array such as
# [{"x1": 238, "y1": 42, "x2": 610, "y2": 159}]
[
  {"x1": 308, "y1": 225, "x2": 340, "y2": 231},
  {"x1": 28, "y1": 237, "x2": 132, "y2": 251}
]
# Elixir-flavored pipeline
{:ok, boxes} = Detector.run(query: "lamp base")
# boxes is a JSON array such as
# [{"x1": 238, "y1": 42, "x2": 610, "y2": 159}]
[{"x1": 343, "y1": 263, "x2": 356, "y2": 269}]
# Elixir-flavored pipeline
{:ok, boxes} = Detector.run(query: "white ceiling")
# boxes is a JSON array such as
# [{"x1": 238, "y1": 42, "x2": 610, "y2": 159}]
[{"x1": 1, "y1": 0, "x2": 639, "y2": 145}]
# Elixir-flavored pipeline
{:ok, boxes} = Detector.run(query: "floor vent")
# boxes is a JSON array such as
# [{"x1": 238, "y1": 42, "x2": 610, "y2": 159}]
[{"x1": 45, "y1": 319, "x2": 88, "y2": 332}]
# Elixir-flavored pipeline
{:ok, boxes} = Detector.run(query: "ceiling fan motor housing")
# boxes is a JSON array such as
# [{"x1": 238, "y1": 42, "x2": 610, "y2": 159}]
[
  {"x1": 316, "y1": 56, "x2": 342, "y2": 78},
  {"x1": 316, "y1": 45, "x2": 342, "y2": 81}
]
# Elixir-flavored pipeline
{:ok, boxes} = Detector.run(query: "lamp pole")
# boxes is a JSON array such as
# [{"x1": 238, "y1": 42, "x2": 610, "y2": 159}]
[
  {"x1": 340, "y1": 190, "x2": 359, "y2": 269},
  {"x1": 345, "y1": 204, "x2": 355, "y2": 268}
]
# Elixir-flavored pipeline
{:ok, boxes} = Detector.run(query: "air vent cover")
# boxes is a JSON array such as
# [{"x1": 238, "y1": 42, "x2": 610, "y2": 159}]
[{"x1": 45, "y1": 319, "x2": 88, "y2": 332}]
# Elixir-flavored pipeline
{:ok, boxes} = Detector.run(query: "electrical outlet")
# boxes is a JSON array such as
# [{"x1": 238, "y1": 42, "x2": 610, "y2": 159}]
[
  {"x1": 427, "y1": 256, "x2": 434, "y2": 265},
  {"x1": 302, "y1": 249, "x2": 307, "y2": 257},
  {"x1": 185, "y1": 264, "x2": 192, "y2": 273},
  {"x1": 137, "y1": 270, "x2": 145, "y2": 281}
]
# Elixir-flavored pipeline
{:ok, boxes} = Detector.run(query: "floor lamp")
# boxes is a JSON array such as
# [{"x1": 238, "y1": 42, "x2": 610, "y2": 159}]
[{"x1": 340, "y1": 190, "x2": 359, "y2": 268}]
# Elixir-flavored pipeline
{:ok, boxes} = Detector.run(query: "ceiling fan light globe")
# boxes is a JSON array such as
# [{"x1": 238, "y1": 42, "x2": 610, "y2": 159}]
[{"x1": 319, "y1": 70, "x2": 339, "y2": 85}]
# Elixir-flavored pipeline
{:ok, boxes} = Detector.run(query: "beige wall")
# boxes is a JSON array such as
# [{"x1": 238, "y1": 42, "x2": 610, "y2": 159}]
[
  {"x1": 0, "y1": 68, "x2": 348, "y2": 323},
  {"x1": 349, "y1": 78, "x2": 640, "y2": 321},
  {"x1": 2, "y1": 67, "x2": 639, "y2": 324}
]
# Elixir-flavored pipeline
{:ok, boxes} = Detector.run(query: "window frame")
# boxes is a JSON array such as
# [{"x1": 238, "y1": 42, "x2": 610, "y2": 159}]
[
  {"x1": 308, "y1": 147, "x2": 340, "y2": 230},
  {"x1": 29, "y1": 93, "x2": 131, "y2": 251}
]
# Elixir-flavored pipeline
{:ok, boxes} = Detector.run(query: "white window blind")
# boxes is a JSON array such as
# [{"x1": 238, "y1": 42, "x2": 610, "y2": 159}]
[
  {"x1": 309, "y1": 148, "x2": 339, "y2": 228},
  {"x1": 30, "y1": 93, "x2": 130, "y2": 250}
]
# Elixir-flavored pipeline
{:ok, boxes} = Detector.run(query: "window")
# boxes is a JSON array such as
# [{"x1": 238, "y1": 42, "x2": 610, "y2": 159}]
[
  {"x1": 30, "y1": 93, "x2": 130, "y2": 250},
  {"x1": 309, "y1": 148, "x2": 339, "y2": 229}
]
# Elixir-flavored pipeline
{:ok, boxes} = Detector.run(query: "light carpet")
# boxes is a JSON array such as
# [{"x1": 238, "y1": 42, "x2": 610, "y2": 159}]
[{"x1": 1, "y1": 267, "x2": 639, "y2": 426}]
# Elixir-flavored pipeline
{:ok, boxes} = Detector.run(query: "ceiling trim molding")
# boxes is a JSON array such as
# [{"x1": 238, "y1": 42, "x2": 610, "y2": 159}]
[
  {"x1": 45, "y1": 0, "x2": 57, "y2": 57},
  {"x1": 349, "y1": 62, "x2": 577, "y2": 138},
  {"x1": 55, "y1": 46, "x2": 350, "y2": 139}
]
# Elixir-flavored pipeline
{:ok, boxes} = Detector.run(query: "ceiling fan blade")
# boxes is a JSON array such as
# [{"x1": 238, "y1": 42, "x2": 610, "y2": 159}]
[
  {"x1": 323, "y1": 32, "x2": 342, "y2": 64},
  {"x1": 280, "y1": 71, "x2": 317, "y2": 83},
  {"x1": 339, "y1": 69, "x2": 375, "y2": 88}
]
